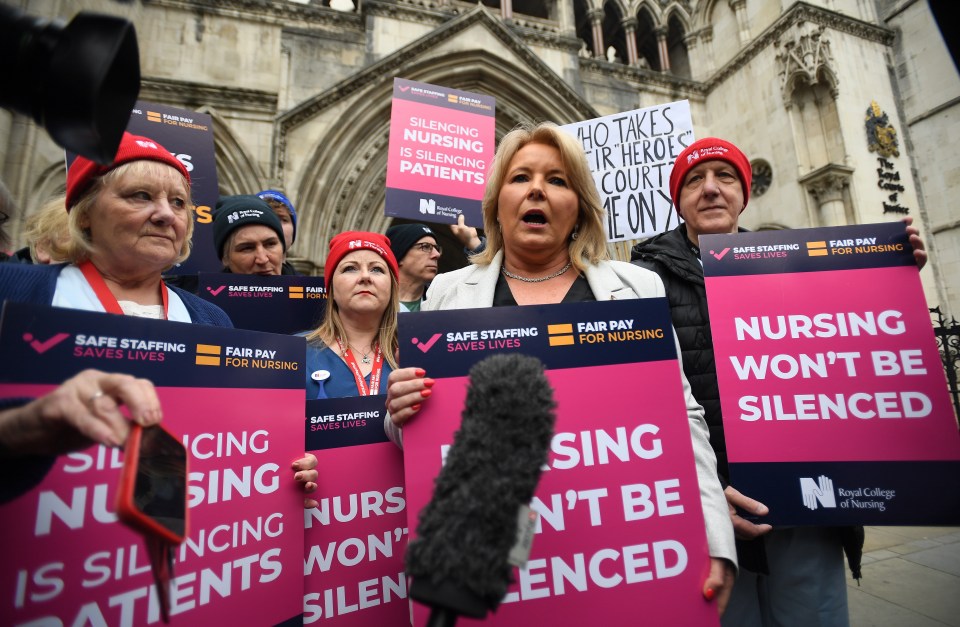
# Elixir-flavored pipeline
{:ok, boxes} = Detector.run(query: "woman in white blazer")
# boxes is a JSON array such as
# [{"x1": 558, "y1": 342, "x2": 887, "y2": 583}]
[{"x1": 386, "y1": 122, "x2": 737, "y2": 614}]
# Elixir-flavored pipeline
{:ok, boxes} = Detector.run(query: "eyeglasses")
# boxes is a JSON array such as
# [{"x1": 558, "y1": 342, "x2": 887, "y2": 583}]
[{"x1": 413, "y1": 242, "x2": 442, "y2": 255}]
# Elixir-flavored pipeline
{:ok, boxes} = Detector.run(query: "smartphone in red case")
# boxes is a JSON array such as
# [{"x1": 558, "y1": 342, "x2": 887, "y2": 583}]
[
  {"x1": 117, "y1": 423, "x2": 188, "y2": 622},
  {"x1": 116, "y1": 422, "x2": 189, "y2": 544}
]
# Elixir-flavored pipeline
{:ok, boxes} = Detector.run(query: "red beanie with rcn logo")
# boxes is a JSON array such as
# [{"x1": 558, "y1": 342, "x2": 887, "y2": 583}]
[
  {"x1": 668, "y1": 137, "x2": 752, "y2": 213},
  {"x1": 65, "y1": 132, "x2": 190, "y2": 210},
  {"x1": 325, "y1": 231, "x2": 399, "y2": 287}
]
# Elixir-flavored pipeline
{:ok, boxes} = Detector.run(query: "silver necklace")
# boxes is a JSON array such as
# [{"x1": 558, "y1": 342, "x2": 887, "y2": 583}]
[
  {"x1": 351, "y1": 344, "x2": 372, "y2": 364},
  {"x1": 340, "y1": 337, "x2": 373, "y2": 364},
  {"x1": 500, "y1": 260, "x2": 572, "y2": 283}
]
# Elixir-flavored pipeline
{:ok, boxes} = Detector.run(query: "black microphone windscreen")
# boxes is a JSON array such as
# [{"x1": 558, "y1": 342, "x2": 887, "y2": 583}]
[{"x1": 406, "y1": 353, "x2": 556, "y2": 617}]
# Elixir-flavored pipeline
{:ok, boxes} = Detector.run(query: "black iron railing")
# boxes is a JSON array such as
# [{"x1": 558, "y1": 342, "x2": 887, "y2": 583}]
[{"x1": 930, "y1": 306, "x2": 960, "y2": 426}]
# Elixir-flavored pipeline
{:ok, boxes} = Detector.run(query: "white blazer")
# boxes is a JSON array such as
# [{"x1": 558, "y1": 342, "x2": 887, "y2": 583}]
[{"x1": 423, "y1": 251, "x2": 662, "y2": 309}]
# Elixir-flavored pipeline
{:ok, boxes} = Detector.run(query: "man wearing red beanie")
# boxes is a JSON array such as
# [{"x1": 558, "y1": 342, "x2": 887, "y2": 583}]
[
  {"x1": 632, "y1": 137, "x2": 929, "y2": 626},
  {"x1": 633, "y1": 137, "x2": 858, "y2": 626}
]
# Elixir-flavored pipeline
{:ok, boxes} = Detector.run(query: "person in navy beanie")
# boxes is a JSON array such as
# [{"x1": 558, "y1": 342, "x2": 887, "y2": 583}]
[
  {"x1": 212, "y1": 195, "x2": 286, "y2": 276},
  {"x1": 257, "y1": 189, "x2": 300, "y2": 275},
  {"x1": 385, "y1": 222, "x2": 440, "y2": 312}
]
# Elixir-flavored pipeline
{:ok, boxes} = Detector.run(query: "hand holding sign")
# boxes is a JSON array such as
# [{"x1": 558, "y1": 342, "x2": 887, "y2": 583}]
[
  {"x1": 703, "y1": 558, "x2": 735, "y2": 616},
  {"x1": 450, "y1": 214, "x2": 482, "y2": 252},
  {"x1": 723, "y1": 486, "x2": 771, "y2": 541},
  {"x1": 385, "y1": 367, "x2": 433, "y2": 435},
  {"x1": 293, "y1": 453, "x2": 320, "y2": 509},
  {"x1": 902, "y1": 216, "x2": 927, "y2": 269}
]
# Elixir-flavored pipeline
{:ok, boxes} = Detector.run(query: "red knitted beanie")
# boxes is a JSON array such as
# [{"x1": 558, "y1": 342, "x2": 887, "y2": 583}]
[
  {"x1": 668, "y1": 137, "x2": 751, "y2": 213},
  {"x1": 65, "y1": 132, "x2": 189, "y2": 210},
  {"x1": 325, "y1": 231, "x2": 399, "y2": 287}
]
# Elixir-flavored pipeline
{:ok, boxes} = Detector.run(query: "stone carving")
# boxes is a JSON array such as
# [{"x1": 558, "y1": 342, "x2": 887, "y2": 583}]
[
  {"x1": 579, "y1": 39, "x2": 591, "y2": 58},
  {"x1": 775, "y1": 21, "x2": 837, "y2": 100}
]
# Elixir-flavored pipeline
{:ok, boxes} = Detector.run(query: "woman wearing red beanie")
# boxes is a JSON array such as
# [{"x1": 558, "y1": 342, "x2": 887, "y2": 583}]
[
  {"x1": 0, "y1": 132, "x2": 319, "y2": 507},
  {"x1": 302, "y1": 231, "x2": 401, "y2": 399},
  {"x1": 0, "y1": 132, "x2": 230, "y2": 325}
]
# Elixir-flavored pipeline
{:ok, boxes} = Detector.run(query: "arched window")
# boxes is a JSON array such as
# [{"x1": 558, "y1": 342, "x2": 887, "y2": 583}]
[
  {"x1": 635, "y1": 8, "x2": 659, "y2": 70},
  {"x1": 602, "y1": 1, "x2": 625, "y2": 63},
  {"x1": 667, "y1": 14, "x2": 690, "y2": 78},
  {"x1": 573, "y1": 0, "x2": 594, "y2": 56}
]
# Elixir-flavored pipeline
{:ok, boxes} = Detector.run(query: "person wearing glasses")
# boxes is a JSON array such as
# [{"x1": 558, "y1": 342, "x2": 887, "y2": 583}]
[{"x1": 385, "y1": 223, "x2": 442, "y2": 312}]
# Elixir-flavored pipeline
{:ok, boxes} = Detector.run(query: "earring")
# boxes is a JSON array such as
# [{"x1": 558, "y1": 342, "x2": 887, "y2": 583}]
[{"x1": 571, "y1": 224, "x2": 580, "y2": 241}]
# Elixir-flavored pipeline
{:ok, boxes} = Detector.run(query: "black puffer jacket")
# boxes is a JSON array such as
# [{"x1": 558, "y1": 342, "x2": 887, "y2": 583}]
[{"x1": 631, "y1": 223, "x2": 731, "y2": 482}]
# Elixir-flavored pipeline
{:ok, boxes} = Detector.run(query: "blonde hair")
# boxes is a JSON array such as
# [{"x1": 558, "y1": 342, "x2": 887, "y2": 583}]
[
  {"x1": 305, "y1": 267, "x2": 400, "y2": 370},
  {"x1": 65, "y1": 160, "x2": 194, "y2": 266},
  {"x1": 24, "y1": 197, "x2": 71, "y2": 263},
  {"x1": 474, "y1": 121, "x2": 609, "y2": 272}
]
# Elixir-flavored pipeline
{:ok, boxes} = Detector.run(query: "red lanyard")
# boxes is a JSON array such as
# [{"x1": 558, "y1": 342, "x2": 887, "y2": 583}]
[
  {"x1": 335, "y1": 337, "x2": 383, "y2": 396},
  {"x1": 78, "y1": 260, "x2": 169, "y2": 319}
]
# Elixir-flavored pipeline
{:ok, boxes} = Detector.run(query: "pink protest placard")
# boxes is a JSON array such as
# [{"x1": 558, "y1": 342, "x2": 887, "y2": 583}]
[
  {"x1": 0, "y1": 303, "x2": 306, "y2": 625},
  {"x1": 303, "y1": 396, "x2": 409, "y2": 625},
  {"x1": 702, "y1": 223, "x2": 960, "y2": 525},
  {"x1": 400, "y1": 300, "x2": 719, "y2": 625},
  {"x1": 384, "y1": 78, "x2": 495, "y2": 227}
]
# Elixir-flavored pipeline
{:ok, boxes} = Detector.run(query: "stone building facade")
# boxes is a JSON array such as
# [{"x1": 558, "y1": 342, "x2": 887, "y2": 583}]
[{"x1": 1, "y1": 0, "x2": 956, "y2": 315}]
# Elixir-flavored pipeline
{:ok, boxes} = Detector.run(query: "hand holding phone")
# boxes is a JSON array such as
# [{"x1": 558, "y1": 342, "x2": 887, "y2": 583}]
[{"x1": 116, "y1": 423, "x2": 188, "y2": 622}]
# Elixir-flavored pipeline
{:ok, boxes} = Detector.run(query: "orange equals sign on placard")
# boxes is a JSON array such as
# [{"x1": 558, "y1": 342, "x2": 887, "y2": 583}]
[
  {"x1": 806, "y1": 241, "x2": 828, "y2": 257},
  {"x1": 447, "y1": 94, "x2": 458, "y2": 104},
  {"x1": 146, "y1": 111, "x2": 162, "y2": 123},
  {"x1": 195, "y1": 343, "x2": 221, "y2": 366},
  {"x1": 288, "y1": 286, "x2": 304, "y2": 299},
  {"x1": 547, "y1": 323, "x2": 574, "y2": 346}
]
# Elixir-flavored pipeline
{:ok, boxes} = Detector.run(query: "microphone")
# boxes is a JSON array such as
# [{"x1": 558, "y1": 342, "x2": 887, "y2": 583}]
[{"x1": 406, "y1": 353, "x2": 556, "y2": 625}]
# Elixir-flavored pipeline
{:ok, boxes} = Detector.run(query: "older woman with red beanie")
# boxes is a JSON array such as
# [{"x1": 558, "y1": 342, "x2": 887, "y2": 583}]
[
  {"x1": 303, "y1": 231, "x2": 400, "y2": 399},
  {"x1": 0, "y1": 132, "x2": 319, "y2": 506},
  {"x1": 0, "y1": 132, "x2": 229, "y2": 325}
]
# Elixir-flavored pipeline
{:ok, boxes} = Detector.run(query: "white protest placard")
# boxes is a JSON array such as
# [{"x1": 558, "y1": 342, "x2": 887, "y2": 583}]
[{"x1": 561, "y1": 100, "x2": 694, "y2": 242}]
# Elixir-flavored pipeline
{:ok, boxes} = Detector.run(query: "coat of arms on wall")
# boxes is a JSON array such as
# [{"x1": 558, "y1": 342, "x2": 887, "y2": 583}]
[{"x1": 865, "y1": 101, "x2": 899, "y2": 158}]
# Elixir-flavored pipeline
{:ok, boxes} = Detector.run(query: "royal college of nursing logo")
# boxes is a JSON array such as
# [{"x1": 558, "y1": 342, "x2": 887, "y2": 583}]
[
  {"x1": 865, "y1": 101, "x2": 899, "y2": 158},
  {"x1": 419, "y1": 198, "x2": 436, "y2": 215},
  {"x1": 801, "y1": 473, "x2": 898, "y2": 512},
  {"x1": 800, "y1": 475, "x2": 837, "y2": 510}
]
